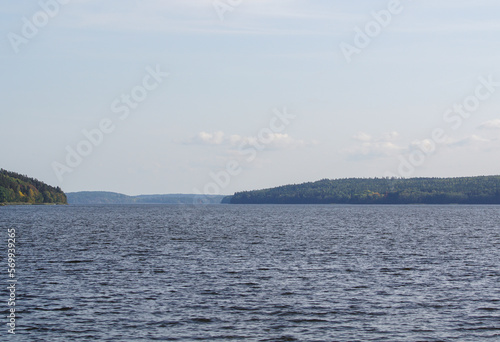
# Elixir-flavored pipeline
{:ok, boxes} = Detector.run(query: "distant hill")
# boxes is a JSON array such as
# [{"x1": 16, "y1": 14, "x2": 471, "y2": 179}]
[
  {"x1": 228, "y1": 176, "x2": 500, "y2": 205},
  {"x1": 0, "y1": 169, "x2": 67, "y2": 205},
  {"x1": 66, "y1": 191, "x2": 134, "y2": 205},
  {"x1": 67, "y1": 191, "x2": 226, "y2": 205}
]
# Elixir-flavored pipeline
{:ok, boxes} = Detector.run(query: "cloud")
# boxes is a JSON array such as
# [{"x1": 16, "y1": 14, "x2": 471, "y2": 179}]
[
  {"x1": 346, "y1": 141, "x2": 404, "y2": 158},
  {"x1": 195, "y1": 131, "x2": 225, "y2": 145},
  {"x1": 410, "y1": 139, "x2": 438, "y2": 154},
  {"x1": 352, "y1": 131, "x2": 372, "y2": 142},
  {"x1": 187, "y1": 131, "x2": 314, "y2": 150},
  {"x1": 345, "y1": 126, "x2": 500, "y2": 161},
  {"x1": 53, "y1": 0, "x2": 350, "y2": 36},
  {"x1": 344, "y1": 131, "x2": 404, "y2": 159},
  {"x1": 478, "y1": 119, "x2": 500, "y2": 130},
  {"x1": 381, "y1": 131, "x2": 400, "y2": 142},
  {"x1": 445, "y1": 134, "x2": 492, "y2": 148},
  {"x1": 228, "y1": 133, "x2": 312, "y2": 149}
]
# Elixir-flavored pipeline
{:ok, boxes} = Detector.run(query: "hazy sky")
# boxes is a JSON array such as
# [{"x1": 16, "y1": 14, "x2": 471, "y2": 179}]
[{"x1": 2, "y1": 0, "x2": 500, "y2": 195}]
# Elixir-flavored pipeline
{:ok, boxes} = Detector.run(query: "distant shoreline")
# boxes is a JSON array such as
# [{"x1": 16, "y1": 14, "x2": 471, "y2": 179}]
[
  {"x1": 66, "y1": 192, "x2": 226, "y2": 205},
  {"x1": 0, "y1": 202, "x2": 66, "y2": 206},
  {"x1": 228, "y1": 176, "x2": 500, "y2": 205}
]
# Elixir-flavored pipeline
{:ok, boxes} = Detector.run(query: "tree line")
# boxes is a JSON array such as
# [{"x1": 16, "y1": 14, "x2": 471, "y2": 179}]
[
  {"x1": 0, "y1": 169, "x2": 67, "y2": 204},
  {"x1": 228, "y1": 176, "x2": 500, "y2": 204}
]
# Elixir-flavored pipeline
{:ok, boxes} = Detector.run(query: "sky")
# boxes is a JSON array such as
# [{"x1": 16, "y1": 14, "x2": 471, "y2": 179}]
[{"x1": 2, "y1": 0, "x2": 500, "y2": 196}]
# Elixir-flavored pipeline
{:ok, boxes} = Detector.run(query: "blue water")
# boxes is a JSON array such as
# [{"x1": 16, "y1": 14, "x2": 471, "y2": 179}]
[{"x1": 1, "y1": 205, "x2": 500, "y2": 341}]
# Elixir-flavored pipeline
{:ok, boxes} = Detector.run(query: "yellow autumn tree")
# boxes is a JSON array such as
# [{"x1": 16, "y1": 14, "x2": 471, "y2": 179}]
[{"x1": 28, "y1": 188, "x2": 36, "y2": 204}]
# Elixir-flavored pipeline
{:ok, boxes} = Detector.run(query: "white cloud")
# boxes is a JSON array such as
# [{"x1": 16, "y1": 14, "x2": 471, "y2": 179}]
[
  {"x1": 195, "y1": 131, "x2": 226, "y2": 145},
  {"x1": 187, "y1": 131, "x2": 313, "y2": 150},
  {"x1": 266, "y1": 133, "x2": 309, "y2": 149},
  {"x1": 410, "y1": 139, "x2": 437, "y2": 154},
  {"x1": 352, "y1": 131, "x2": 372, "y2": 142},
  {"x1": 55, "y1": 0, "x2": 350, "y2": 36},
  {"x1": 478, "y1": 119, "x2": 500, "y2": 130},
  {"x1": 344, "y1": 131, "x2": 405, "y2": 159},
  {"x1": 346, "y1": 127, "x2": 499, "y2": 161},
  {"x1": 381, "y1": 131, "x2": 400, "y2": 142},
  {"x1": 445, "y1": 134, "x2": 491, "y2": 148}
]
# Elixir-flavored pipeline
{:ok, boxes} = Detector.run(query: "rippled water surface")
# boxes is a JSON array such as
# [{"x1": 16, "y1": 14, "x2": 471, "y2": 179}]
[{"x1": 1, "y1": 205, "x2": 500, "y2": 341}]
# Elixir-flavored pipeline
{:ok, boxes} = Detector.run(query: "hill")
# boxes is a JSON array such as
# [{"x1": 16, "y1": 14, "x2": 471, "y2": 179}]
[
  {"x1": 0, "y1": 169, "x2": 67, "y2": 205},
  {"x1": 67, "y1": 192, "x2": 226, "y2": 205},
  {"x1": 228, "y1": 176, "x2": 500, "y2": 205}
]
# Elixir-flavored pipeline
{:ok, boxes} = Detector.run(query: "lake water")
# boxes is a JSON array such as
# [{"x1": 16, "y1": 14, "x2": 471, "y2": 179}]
[{"x1": 1, "y1": 205, "x2": 500, "y2": 341}]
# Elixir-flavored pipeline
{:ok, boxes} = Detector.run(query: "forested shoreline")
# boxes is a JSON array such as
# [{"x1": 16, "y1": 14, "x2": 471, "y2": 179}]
[
  {"x1": 0, "y1": 169, "x2": 67, "y2": 205},
  {"x1": 228, "y1": 176, "x2": 500, "y2": 204}
]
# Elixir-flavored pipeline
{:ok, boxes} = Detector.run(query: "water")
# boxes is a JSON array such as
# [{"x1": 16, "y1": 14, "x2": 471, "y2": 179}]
[{"x1": 1, "y1": 204, "x2": 500, "y2": 341}]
